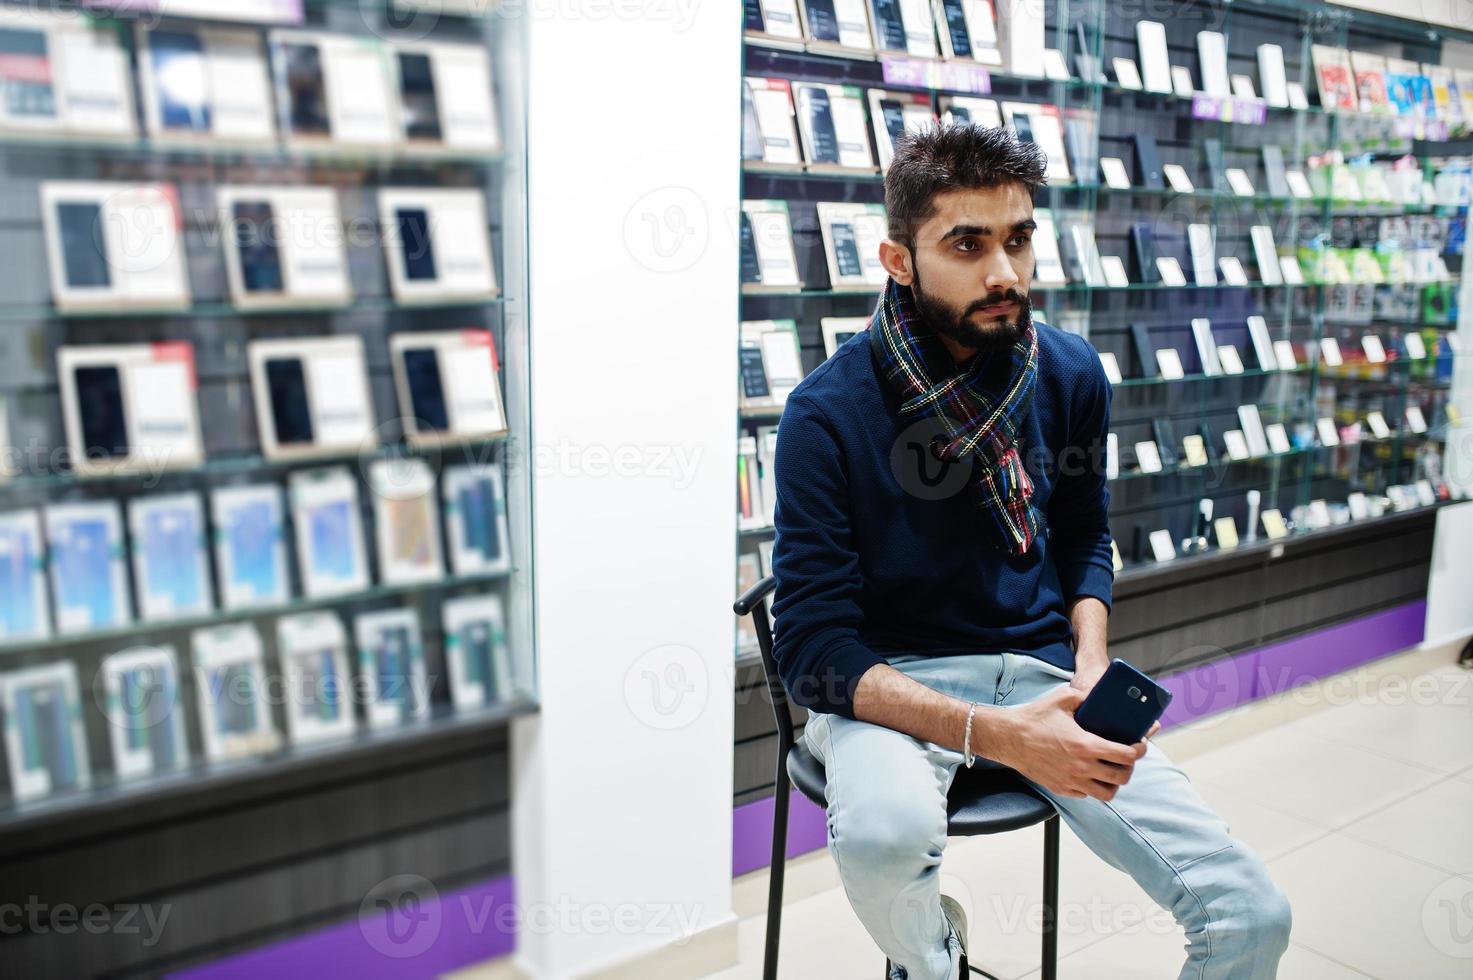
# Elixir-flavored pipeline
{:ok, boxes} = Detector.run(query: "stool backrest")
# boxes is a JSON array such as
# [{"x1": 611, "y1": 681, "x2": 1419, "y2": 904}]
[{"x1": 733, "y1": 575, "x2": 793, "y2": 751}]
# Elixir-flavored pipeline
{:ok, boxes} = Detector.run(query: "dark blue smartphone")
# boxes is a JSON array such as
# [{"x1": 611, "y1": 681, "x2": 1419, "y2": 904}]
[
  {"x1": 1073, "y1": 659, "x2": 1172, "y2": 745},
  {"x1": 801, "y1": 87, "x2": 840, "y2": 164}
]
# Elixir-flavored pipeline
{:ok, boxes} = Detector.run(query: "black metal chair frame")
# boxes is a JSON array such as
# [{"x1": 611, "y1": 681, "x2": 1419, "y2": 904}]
[{"x1": 735, "y1": 574, "x2": 1060, "y2": 980}]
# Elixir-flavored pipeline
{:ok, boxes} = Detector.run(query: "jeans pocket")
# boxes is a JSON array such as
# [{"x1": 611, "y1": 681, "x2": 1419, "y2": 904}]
[{"x1": 1026, "y1": 656, "x2": 1076, "y2": 682}]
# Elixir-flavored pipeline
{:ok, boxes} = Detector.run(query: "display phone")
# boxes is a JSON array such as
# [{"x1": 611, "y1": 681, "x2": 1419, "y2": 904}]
[
  {"x1": 395, "y1": 207, "x2": 438, "y2": 282},
  {"x1": 743, "y1": 0, "x2": 765, "y2": 31},
  {"x1": 0, "y1": 27, "x2": 56, "y2": 121},
  {"x1": 75, "y1": 365, "x2": 128, "y2": 459},
  {"x1": 947, "y1": 104, "x2": 972, "y2": 125},
  {"x1": 151, "y1": 29, "x2": 210, "y2": 132},
  {"x1": 264, "y1": 357, "x2": 314, "y2": 446},
  {"x1": 739, "y1": 212, "x2": 762, "y2": 284},
  {"x1": 938, "y1": 0, "x2": 973, "y2": 58},
  {"x1": 831, "y1": 222, "x2": 863, "y2": 278},
  {"x1": 401, "y1": 347, "x2": 450, "y2": 432},
  {"x1": 233, "y1": 201, "x2": 285, "y2": 294},
  {"x1": 295, "y1": 649, "x2": 340, "y2": 722},
  {"x1": 458, "y1": 478, "x2": 502, "y2": 559},
  {"x1": 879, "y1": 99, "x2": 907, "y2": 149},
  {"x1": 805, "y1": 0, "x2": 841, "y2": 42},
  {"x1": 739, "y1": 346, "x2": 770, "y2": 399},
  {"x1": 122, "y1": 665, "x2": 178, "y2": 768},
  {"x1": 1074, "y1": 659, "x2": 1172, "y2": 745},
  {"x1": 397, "y1": 51, "x2": 442, "y2": 141},
  {"x1": 57, "y1": 201, "x2": 110, "y2": 289},
  {"x1": 1010, "y1": 112, "x2": 1036, "y2": 146},
  {"x1": 1129, "y1": 222, "x2": 1159, "y2": 283},
  {"x1": 1152, "y1": 418, "x2": 1178, "y2": 466},
  {"x1": 375, "y1": 625, "x2": 414, "y2": 718},
  {"x1": 282, "y1": 42, "x2": 330, "y2": 137},
  {"x1": 741, "y1": 81, "x2": 764, "y2": 161},
  {"x1": 870, "y1": 0, "x2": 907, "y2": 50},
  {"x1": 20, "y1": 681, "x2": 75, "y2": 786},
  {"x1": 217, "y1": 663, "x2": 258, "y2": 734},
  {"x1": 801, "y1": 87, "x2": 840, "y2": 164},
  {"x1": 462, "y1": 620, "x2": 495, "y2": 694}
]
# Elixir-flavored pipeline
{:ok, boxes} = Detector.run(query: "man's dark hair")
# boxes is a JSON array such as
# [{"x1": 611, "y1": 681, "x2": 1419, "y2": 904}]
[{"x1": 884, "y1": 125, "x2": 1048, "y2": 247}]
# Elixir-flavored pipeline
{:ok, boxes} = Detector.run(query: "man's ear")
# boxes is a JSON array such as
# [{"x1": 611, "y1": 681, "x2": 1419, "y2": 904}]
[{"x1": 879, "y1": 239, "x2": 914, "y2": 285}]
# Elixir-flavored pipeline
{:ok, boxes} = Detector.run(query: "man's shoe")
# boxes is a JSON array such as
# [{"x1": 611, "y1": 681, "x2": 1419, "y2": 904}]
[{"x1": 940, "y1": 893, "x2": 969, "y2": 977}]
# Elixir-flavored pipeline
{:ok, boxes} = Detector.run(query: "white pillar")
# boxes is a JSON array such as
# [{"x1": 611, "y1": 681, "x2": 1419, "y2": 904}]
[{"x1": 511, "y1": 6, "x2": 741, "y2": 978}]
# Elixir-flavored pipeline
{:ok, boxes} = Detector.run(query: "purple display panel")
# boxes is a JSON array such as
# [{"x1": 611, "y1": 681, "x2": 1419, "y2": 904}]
[
  {"x1": 84, "y1": 0, "x2": 305, "y2": 23},
  {"x1": 733, "y1": 788, "x2": 828, "y2": 878},
  {"x1": 168, "y1": 875, "x2": 516, "y2": 980},
  {"x1": 732, "y1": 600, "x2": 1428, "y2": 874}
]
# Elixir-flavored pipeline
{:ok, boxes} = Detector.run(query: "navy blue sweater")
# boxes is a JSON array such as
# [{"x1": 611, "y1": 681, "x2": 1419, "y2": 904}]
[{"x1": 769, "y1": 319, "x2": 1115, "y2": 719}]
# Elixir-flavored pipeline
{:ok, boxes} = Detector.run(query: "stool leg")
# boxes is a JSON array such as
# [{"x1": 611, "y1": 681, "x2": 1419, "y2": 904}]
[
  {"x1": 1041, "y1": 815, "x2": 1060, "y2": 980},
  {"x1": 763, "y1": 750, "x2": 793, "y2": 980}
]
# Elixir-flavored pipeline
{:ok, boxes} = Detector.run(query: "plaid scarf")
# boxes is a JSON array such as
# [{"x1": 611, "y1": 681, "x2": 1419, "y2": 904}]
[{"x1": 869, "y1": 278, "x2": 1043, "y2": 556}]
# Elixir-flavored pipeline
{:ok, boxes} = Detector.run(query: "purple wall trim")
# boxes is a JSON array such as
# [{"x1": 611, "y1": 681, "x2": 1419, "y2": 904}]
[
  {"x1": 732, "y1": 599, "x2": 1428, "y2": 877},
  {"x1": 168, "y1": 876, "x2": 516, "y2": 980},
  {"x1": 732, "y1": 787, "x2": 829, "y2": 878}
]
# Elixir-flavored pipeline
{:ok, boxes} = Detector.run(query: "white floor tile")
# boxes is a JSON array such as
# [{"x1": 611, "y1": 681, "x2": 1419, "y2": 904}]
[
  {"x1": 1340, "y1": 775, "x2": 1473, "y2": 874},
  {"x1": 1268, "y1": 831, "x2": 1473, "y2": 979},
  {"x1": 1182, "y1": 721, "x2": 1445, "y2": 831},
  {"x1": 1289, "y1": 666, "x2": 1473, "y2": 775}
]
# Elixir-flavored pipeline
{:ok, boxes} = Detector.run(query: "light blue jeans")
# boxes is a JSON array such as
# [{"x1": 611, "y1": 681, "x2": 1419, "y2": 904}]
[{"x1": 802, "y1": 652, "x2": 1292, "y2": 980}]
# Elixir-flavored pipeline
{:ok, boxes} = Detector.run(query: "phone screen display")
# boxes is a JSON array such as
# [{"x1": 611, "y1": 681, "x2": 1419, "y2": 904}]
[
  {"x1": 739, "y1": 213, "x2": 762, "y2": 284},
  {"x1": 283, "y1": 42, "x2": 330, "y2": 136},
  {"x1": 802, "y1": 88, "x2": 840, "y2": 164},
  {"x1": 743, "y1": 0, "x2": 765, "y2": 31},
  {"x1": 939, "y1": 0, "x2": 973, "y2": 57},
  {"x1": 225, "y1": 499, "x2": 279, "y2": 599},
  {"x1": 264, "y1": 357, "x2": 314, "y2": 446},
  {"x1": 395, "y1": 208, "x2": 438, "y2": 282},
  {"x1": 216, "y1": 664, "x2": 257, "y2": 734},
  {"x1": 0, "y1": 27, "x2": 56, "y2": 121},
  {"x1": 141, "y1": 506, "x2": 202, "y2": 610},
  {"x1": 740, "y1": 346, "x2": 770, "y2": 399},
  {"x1": 741, "y1": 82, "x2": 764, "y2": 161},
  {"x1": 461, "y1": 621, "x2": 494, "y2": 699},
  {"x1": 879, "y1": 100, "x2": 907, "y2": 146},
  {"x1": 150, "y1": 29, "x2": 210, "y2": 132},
  {"x1": 805, "y1": 0, "x2": 840, "y2": 41},
  {"x1": 57, "y1": 202, "x2": 110, "y2": 289},
  {"x1": 75, "y1": 365, "x2": 128, "y2": 459},
  {"x1": 870, "y1": 0, "x2": 907, "y2": 49},
  {"x1": 233, "y1": 201, "x2": 284, "y2": 293},
  {"x1": 397, "y1": 52, "x2": 442, "y2": 141},
  {"x1": 832, "y1": 222, "x2": 862, "y2": 278},
  {"x1": 18, "y1": 682, "x2": 76, "y2": 786},
  {"x1": 402, "y1": 347, "x2": 450, "y2": 432},
  {"x1": 457, "y1": 477, "x2": 502, "y2": 561}
]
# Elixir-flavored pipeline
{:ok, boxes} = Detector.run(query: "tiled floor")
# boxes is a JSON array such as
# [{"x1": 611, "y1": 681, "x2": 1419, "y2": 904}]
[{"x1": 706, "y1": 644, "x2": 1473, "y2": 979}]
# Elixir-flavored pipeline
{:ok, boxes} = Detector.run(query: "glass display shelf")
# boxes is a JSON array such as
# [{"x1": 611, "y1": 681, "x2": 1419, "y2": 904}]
[
  {"x1": 84, "y1": 0, "x2": 499, "y2": 20},
  {"x1": 0, "y1": 433, "x2": 510, "y2": 492},
  {"x1": 742, "y1": 281, "x2": 1343, "y2": 300},
  {"x1": 1112, "y1": 496, "x2": 1451, "y2": 583},
  {"x1": 1112, "y1": 365, "x2": 1314, "y2": 389},
  {"x1": 0, "y1": 694, "x2": 538, "y2": 834},
  {"x1": 0, "y1": 565, "x2": 516, "y2": 656},
  {"x1": 0, "y1": 130, "x2": 507, "y2": 170},
  {"x1": 0, "y1": 295, "x2": 505, "y2": 322},
  {"x1": 1111, "y1": 431, "x2": 1437, "y2": 483}
]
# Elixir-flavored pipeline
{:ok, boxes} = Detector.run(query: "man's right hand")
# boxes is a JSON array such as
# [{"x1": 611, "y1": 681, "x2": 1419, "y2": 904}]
[{"x1": 989, "y1": 685, "x2": 1147, "y2": 801}]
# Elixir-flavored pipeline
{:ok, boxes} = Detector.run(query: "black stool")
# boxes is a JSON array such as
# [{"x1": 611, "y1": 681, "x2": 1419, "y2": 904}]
[{"x1": 735, "y1": 575, "x2": 1060, "y2": 980}]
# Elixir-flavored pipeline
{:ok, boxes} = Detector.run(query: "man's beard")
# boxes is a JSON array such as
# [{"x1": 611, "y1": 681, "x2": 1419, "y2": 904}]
[{"x1": 911, "y1": 268, "x2": 1033, "y2": 353}]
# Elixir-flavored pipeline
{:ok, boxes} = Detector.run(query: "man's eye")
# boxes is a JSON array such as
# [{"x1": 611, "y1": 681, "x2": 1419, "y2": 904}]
[
  {"x1": 1007, "y1": 235, "x2": 1030, "y2": 248},
  {"x1": 955, "y1": 239, "x2": 977, "y2": 252}
]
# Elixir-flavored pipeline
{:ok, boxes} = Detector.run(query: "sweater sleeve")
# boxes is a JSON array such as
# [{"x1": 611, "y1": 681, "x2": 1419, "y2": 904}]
[
  {"x1": 768, "y1": 392, "x2": 886, "y2": 719},
  {"x1": 1047, "y1": 346, "x2": 1115, "y2": 610}
]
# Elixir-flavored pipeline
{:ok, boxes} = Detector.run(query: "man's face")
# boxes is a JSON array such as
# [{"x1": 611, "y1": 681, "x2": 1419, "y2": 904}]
[{"x1": 901, "y1": 184, "x2": 1036, "y2": 352}]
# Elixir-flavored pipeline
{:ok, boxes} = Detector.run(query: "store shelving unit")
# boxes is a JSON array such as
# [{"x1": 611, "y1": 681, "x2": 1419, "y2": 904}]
[
  {"x1": 734, "y1": 0, "x2": 1469, "y2": 663},
  {"x1": 0, "y1": 3, "x2": 534, "y2": 975}
]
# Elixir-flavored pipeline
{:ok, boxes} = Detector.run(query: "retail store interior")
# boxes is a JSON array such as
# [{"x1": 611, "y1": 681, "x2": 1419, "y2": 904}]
[{"x1": 0, "y1": 1, "x2": 1469, "y2": 978}]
